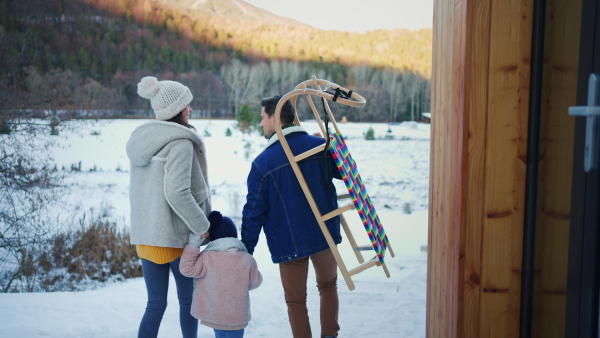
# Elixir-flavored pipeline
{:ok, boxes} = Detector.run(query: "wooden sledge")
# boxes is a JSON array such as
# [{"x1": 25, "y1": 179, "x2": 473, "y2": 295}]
[{"x1": 272, "y1": 76, "x2": 395, "y2": 291}]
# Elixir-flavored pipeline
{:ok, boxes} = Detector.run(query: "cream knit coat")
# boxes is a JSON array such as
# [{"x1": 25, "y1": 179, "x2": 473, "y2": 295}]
[
  {"x1": 126, "y1": 120, "x2": 211, "y2": 247},
  {"x1": 180, "y1": 237, "x2": 263, "y2": 330}
]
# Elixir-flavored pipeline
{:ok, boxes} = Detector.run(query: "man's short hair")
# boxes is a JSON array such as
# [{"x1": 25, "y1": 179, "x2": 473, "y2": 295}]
[{"x1": 261, "y1": 95, "x2": 295, "y2": 125}]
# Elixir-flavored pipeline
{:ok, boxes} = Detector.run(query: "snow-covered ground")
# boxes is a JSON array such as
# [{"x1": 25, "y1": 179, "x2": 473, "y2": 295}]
[{"x1": 0, "y1": 118, "x2": 430, "y2": 338}]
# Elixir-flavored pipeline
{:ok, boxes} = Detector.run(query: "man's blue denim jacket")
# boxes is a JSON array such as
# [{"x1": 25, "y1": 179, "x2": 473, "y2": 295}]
[{"x1": 241, "y1": 128, "x2": 342, "y2": 263}]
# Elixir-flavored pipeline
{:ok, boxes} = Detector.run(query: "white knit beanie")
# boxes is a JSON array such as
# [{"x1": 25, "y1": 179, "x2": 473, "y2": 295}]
[{"x1": 137, "y1": 76, "x2": 193, "y2": 120}]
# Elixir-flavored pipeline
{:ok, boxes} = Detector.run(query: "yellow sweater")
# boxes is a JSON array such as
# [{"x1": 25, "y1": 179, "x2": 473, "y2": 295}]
[{"x1": 136, "y1": 245, "x2": 183, "y2": 264}]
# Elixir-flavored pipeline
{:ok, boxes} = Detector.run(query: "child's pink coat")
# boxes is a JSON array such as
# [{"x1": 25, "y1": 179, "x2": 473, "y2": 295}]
[{"x1": 179, "y1": 237, "x2": 262, "y2": 330}]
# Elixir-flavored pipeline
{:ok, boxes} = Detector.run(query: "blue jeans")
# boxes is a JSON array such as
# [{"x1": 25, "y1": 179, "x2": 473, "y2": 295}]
[
  {"x1": 214, "y1": 328, "x2": 245, "y2": 338},
  {"x1": 138, "y1": 258, "x2": 198, "y2": 338}
]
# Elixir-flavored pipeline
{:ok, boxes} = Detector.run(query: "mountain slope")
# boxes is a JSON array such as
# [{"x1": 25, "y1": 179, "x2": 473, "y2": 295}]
[
  {"x1": 0, "y1": 0, "x2": 431, "y2": 116},
  {"x1": 153, "y1": 0, "x2": 308, "y2": 27}
]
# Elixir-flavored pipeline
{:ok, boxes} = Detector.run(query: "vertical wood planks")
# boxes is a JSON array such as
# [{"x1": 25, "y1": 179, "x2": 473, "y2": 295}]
[
  {"x1": 464, "y1": 0, "x2": 491, "y2": 336},
  {"x1": 451, "y1": 0, "x2": 468, "y2": 336},
  {"x1": 428, "y1": 0, "x2": 461, "y2": 336},
  {"x1": 429, "y1": 0, "x2": 534, "y2": 337},
  {"x1": 480, "y1": 0, "x2": 532, "y2": 336}
]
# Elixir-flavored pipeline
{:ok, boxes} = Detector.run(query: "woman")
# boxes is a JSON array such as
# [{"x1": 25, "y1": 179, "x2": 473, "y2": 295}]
[{"x1": 126, "y1": 76, "x2": 211, "y2": 338}]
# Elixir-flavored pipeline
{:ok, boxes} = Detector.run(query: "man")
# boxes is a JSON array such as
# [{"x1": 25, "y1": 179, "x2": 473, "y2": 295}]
[{"x1": 241, "y1": 95, "x2": 341, "y2": 338}]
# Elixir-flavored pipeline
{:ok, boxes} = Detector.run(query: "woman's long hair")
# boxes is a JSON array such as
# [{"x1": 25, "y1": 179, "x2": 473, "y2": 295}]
[{"x1": 166, "y1": 111, "x2": 195, "y2": 130}]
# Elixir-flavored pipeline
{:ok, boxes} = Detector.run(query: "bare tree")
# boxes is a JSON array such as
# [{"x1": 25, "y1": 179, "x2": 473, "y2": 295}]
[
  {"x1": 350, "y1": 65, "x2": 372, "y2": 88},
  {"x1": 419, "y1": 76, "x2": 432, "y2": 118},
  {"x1": 0, "y1": 111, "x2": 69, "y2": 292},
  {"x1": 349, "y1": 65, "x2": 374, "y2": 122},
  {"x1": 278, "y1": 61, "x2": 303, "y2": 94},
  {"x1": 405, "y1": 72, "x2": 420, "y2": 121},
  {"x1": 221, "y1": 59, "x2": 254, "y2": 116},
  {"x1": 0, "y1": 38, "x2": 88, "y2": 292},
  {"x1": 380, "y1": 68, "x2": 404, "y2": 123},
  {"x1": 252, "y1": 62, "x2": 271, "y2": 101}
]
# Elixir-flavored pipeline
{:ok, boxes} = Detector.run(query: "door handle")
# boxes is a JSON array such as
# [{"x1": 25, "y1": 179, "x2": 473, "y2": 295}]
[{"x1": 569, "y1": 73, "x2": 600, "y2": 172}]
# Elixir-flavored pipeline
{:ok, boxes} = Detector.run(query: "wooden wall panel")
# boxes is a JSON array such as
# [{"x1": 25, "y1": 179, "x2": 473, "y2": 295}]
[
  {"x1": 428, "y1": 0, "x2": 465, "y2": 337},
  {"x1": 464, "y1": 0, "x2": 491, "y2": 337},
  {"x1": 429, "y1": 0, "x2": 585, "y2": 336},
  {"x1": 480, "y1": 0, "x2": 532, "y2": 336},
  {"x1": 452, "y1": 0, "x2": 468, "y2": 335},
  {"x1": 426, "y1": 1, "x2": 452, "y2": 337},
  {"x1": 429, "y1": 0, "x2": 533, "y2": 337}
]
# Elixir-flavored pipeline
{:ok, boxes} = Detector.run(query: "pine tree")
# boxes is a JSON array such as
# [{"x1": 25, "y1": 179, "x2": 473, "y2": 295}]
[{"x1": 236, "y1": 104, "x2": 255, "y2": 137}]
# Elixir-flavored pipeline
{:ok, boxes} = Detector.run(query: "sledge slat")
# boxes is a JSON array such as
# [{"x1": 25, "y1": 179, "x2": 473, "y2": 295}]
[
  {"x1": 348, "y1": 258, "x2": 380, "y2": 276},
  {"x1": 294, "y1": 144, "x2": 325, "y2": 162},
  {"x1": 322, "y1": 203, "x2": 355, "y2": 221},
  {"x1": 388, "y1": 243, "x2": 396, "y2": 258},
  {"x1": 337, "y1": 193, "x2": 351, "y2": 200}
]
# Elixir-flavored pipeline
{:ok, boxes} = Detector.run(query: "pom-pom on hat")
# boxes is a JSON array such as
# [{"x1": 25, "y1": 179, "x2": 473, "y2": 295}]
[
  {"x1": 208, "y1": 211, "x2": 238, "y2": 241},
  {"x1": 137, "y1": 76, "x2": 193, "y2": 120}
]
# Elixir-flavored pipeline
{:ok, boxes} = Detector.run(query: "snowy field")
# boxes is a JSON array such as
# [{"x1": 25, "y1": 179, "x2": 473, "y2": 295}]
[{"x1": 0, "y1": 118, "x2": 430, "y2": 338}]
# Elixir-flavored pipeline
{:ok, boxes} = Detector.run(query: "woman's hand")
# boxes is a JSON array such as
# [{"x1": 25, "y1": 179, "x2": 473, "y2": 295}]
[{"x1": 188, "y1": 233, "x2": 205, "y2": 248}]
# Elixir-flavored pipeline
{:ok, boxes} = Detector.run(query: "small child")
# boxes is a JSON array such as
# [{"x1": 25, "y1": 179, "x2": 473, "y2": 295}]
[{"x1": 180, "y1": 211, "x2": 262, "y2": 338}]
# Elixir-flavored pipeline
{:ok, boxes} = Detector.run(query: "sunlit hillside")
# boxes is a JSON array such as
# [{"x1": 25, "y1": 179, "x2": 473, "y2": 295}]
[{"x1": 0, "y1": 0, "x2": 431, "y2": 122}]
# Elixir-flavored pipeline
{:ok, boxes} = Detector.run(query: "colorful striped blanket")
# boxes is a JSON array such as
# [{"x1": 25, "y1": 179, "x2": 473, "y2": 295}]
[{"x1": 328, "y1": 132, "x2": 390, "y2": 265}]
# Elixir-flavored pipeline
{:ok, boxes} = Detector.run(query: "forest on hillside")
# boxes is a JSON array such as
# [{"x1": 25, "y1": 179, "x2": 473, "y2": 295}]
[{"x1": 0, "y1": 0, "x2": 431, "y2": 123}]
